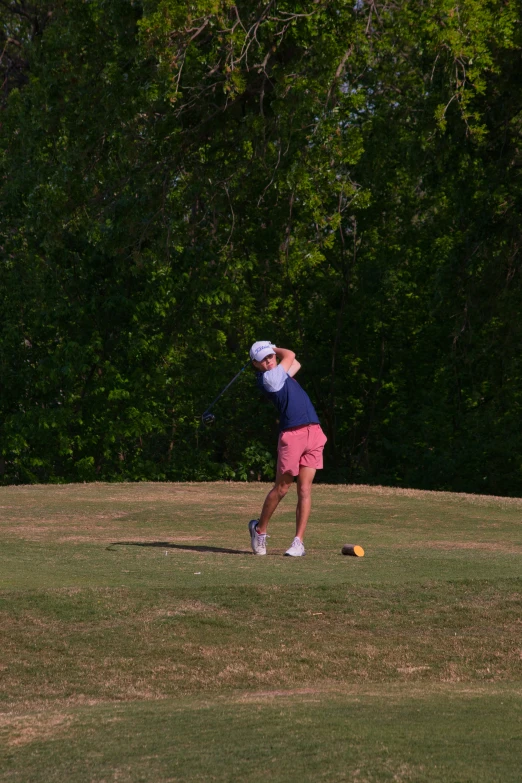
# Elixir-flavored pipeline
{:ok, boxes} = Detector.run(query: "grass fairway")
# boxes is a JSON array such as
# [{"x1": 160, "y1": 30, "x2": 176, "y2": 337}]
[{"x1": 1, "y1": 482, "x2": 521, "y2": 782}]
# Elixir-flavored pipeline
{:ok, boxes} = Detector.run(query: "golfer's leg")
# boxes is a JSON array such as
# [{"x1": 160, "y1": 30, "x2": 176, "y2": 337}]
[
  {"x1": 295, "y1": 466, "x2": 316, "y2": 541},
  {"x1": 257, "y1": 472, "x2": 294, "y2": 534}
]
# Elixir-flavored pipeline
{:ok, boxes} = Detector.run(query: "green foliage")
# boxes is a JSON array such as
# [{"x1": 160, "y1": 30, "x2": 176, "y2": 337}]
[{"x1": 1, "y1": 1, "x2": 522, "y2": 493}]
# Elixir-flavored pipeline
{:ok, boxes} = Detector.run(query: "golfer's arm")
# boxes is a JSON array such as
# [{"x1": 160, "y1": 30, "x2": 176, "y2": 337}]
[
  {"x1": 273, "y1": 346, "x2": 296, "y2": 373},
  {"x1": 287, "y1": 359, "x2": 301, "y2": 377}
]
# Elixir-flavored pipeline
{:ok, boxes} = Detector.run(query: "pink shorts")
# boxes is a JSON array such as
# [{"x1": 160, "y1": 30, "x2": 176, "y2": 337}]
[{"x1": 276, "y1": 424, "x2": 327, "y2": 477}]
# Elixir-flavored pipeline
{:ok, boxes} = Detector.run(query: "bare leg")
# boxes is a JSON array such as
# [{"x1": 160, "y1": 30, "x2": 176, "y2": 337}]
[
  {"x1": 256, "y1": 472, "x2": 294, "y2": 534},
  {"x1": 295, "y1": 466, "x2": 316, "y2": 541}
]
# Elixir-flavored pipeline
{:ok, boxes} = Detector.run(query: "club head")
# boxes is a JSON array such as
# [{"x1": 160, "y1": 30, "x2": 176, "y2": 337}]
[{"x1": 202, "y1": 413, "x2": 216, "y2": 426}]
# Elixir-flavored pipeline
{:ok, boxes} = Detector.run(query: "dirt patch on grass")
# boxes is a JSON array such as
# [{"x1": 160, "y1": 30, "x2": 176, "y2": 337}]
[
  {"x1": 3, "y1": 511, "x2": 132, "y2": 541},
  {"x1": 1, "y1": 711, "x2": 74, "y2": 747},
  {"x1": 3, "y1": 517, "x2": 210, "y2": 544},
  {"x1": 139, "y1": 600, "x2": 227, "y2": 620}
]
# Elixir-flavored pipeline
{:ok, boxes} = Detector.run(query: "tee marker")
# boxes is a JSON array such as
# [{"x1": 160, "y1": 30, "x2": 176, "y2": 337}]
[{"x1": 341, "y1": 544, "x2": 365, "y2": 557}]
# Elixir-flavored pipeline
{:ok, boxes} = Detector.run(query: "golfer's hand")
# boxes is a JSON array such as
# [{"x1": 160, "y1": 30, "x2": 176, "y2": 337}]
[{"x1": 273, "y1": 346, "x2": 296, "y2": 372}]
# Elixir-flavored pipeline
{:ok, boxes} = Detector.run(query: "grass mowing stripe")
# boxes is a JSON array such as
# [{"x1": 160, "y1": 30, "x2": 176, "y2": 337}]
[
  {"x1": 2, "y1": 689, "x2": 521, "y2": 783},
  {"x1": 1, "y1": 540, "x2": 521, "y2": 591}
]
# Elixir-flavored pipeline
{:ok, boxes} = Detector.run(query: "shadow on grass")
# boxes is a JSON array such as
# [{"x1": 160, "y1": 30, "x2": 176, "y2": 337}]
[{"x1": 107, "y1": 541, "x2": 250, "y2": 556}]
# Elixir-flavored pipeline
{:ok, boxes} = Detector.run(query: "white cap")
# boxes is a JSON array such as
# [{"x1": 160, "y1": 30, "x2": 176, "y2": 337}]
[{"x1": 250, "y1": 341, "x2": 276, "y2": 362}]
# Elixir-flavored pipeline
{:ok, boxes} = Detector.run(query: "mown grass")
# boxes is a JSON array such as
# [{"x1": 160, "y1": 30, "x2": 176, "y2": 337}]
[
  {"x1": 2, "y1": 689, "x2": 520, "y2": 783},
  {"x1": 1, "y1": 482, "x2": 521, "y2": 782}
]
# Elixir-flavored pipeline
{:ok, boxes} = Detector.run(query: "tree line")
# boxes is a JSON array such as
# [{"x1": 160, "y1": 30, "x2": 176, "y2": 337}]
[{"x1": 1, "y1": 0, "x2": 522, "y2": 494}]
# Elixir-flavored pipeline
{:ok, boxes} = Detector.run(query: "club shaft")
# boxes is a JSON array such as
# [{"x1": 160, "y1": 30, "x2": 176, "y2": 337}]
[{"x1": 202, "y1": 360, "x2": 249, "y2": 416}]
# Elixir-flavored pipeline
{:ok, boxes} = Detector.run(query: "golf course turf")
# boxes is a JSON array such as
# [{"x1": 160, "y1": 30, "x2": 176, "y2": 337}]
[{"x1": 1, "y1": 482, "x2": 520, "y2": 782}]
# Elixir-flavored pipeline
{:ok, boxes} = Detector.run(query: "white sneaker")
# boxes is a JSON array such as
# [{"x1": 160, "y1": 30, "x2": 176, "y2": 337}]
[
  {"x1": 284, "y1": 537, "x2": 306, "y2": 557},
  {"x1": 248, "y1": 519, "x2": 267, "y2": 555}
]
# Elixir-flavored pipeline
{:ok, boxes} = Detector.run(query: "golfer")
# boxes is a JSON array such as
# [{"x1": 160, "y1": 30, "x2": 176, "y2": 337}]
[{"x1": 249, "y1": 341, "x2": 327, "y2": 557}]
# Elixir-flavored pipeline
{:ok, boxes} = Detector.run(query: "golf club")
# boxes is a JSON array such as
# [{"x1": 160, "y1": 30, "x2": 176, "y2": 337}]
[{"x1": 201, "y1": 359, "x2": 250, "y2": 425}]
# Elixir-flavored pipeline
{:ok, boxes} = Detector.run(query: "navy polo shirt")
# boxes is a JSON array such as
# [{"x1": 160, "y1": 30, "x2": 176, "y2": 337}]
[{"x1": 256, "y1": 365, "x2": 320, "y2": 432}]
